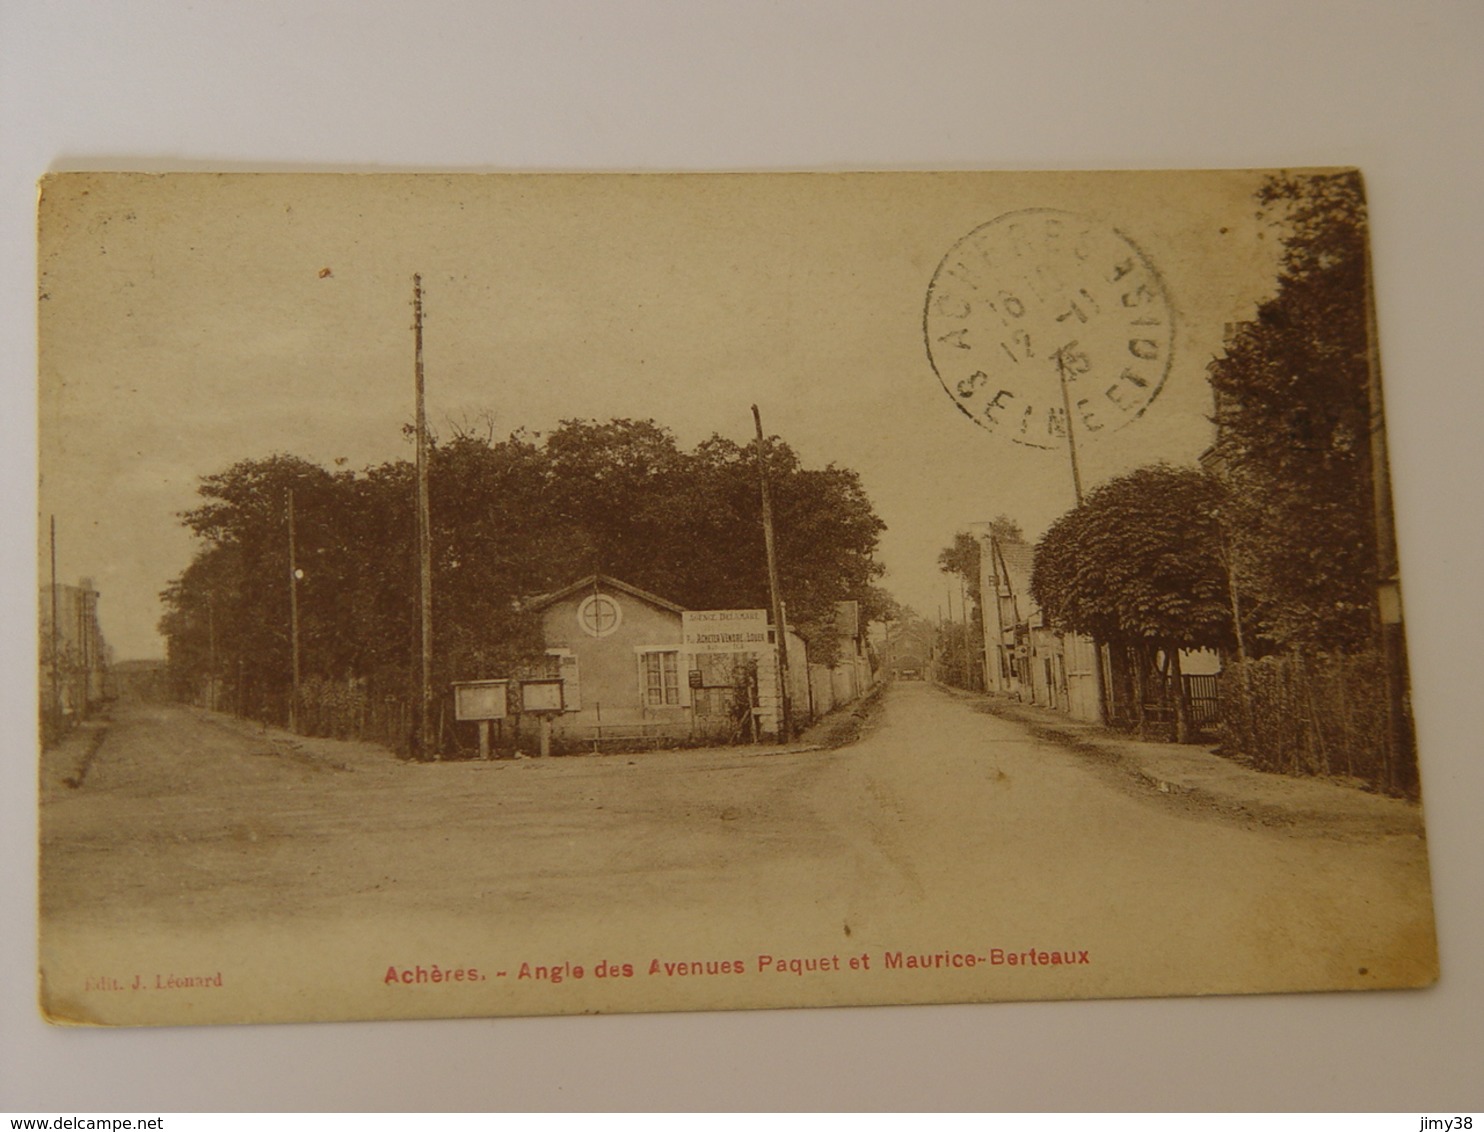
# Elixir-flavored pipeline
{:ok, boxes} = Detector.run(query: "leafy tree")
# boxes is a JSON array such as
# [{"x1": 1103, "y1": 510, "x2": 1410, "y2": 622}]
[
  {"x1": 768, "y1": 456, "x2": 886, "y2": 661},
  {"x1": 937, "y1": 517, "x2": 1023, "y2": 613},
  {"x1": 1031, "y1": 464, "x2": 1234, "y2": 740},
  {"x1": 161, "y1": 454, "x2": 351, "y2": 718},
  {"x1": 937, "y1": 532, "x2": 980, "y2": 593},
  {"x1": 860, "y1": 584, "x2": 904, "y2": 631},
  {"x1": 655, "y1": 430, "x2": 886, "y2": 665},
  {"x1": 541, "y1": 418, "x2": 690, "y2": 589},
  {"x1": 157, "y1": 544, "x2": 236, "y2": 703},
  {"x1": 933, "y1": 619, "x2": 981, "y2": 690},
  {"x1": 425, "y1": 431, "x2": 571, "y2": 682},
  {"x1": 1208, "y1": 171, "x2": 1378, "y2": 652}
]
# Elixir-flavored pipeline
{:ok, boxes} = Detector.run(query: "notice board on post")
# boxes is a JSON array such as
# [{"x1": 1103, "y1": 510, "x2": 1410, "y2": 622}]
[{"x1": 452, "y1": 680, "x2": 509, "y2": 722}]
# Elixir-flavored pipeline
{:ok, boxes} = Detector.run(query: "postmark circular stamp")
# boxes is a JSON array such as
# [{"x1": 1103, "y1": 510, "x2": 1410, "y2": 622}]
[{"x1": 924, "y1": 209, "x2": 1175, "y2": 450}]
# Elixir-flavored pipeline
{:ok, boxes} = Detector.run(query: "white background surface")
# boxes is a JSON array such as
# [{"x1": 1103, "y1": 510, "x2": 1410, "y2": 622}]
[{"x1": 2, "y1": 0, "x2": 1481, "y2": 1112}]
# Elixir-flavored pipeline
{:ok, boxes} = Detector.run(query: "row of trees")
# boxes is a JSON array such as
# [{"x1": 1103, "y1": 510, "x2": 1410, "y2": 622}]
[
  {"x1": 1021, "y1": 172, "x2": 1411, "y2": 789},
  {"x1": 160, "y1": 417, "x2": 889, "y2": 751}
]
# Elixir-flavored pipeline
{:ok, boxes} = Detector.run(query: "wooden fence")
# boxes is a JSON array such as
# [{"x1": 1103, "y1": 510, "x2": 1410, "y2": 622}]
[{"x1": 1217, "y1": 651, "x2": 1410, "y2": 795}]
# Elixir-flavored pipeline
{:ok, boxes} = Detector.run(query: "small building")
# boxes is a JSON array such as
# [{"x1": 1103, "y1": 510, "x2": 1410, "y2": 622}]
[
  {"x1": 884, "y1": 619, "x2": 934, "y2": 680},
  {"x1": 111, "y1": 658, "x2": 168, "y2": 702},
  {"x1": 974, "y1": 527, "x2": 1102, "y2": 722},
  {"x1": 522, "y1": 574, "x2": 807, "y2": 749}
]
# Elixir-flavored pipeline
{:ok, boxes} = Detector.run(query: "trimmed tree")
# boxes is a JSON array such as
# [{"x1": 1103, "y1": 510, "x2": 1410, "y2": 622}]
[{"x1": 1030, "y1": 464, "x2": 1234, "y2": 741}]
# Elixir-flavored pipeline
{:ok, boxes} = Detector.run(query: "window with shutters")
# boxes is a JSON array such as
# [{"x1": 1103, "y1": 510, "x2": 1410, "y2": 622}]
[{"x1": 639, "y1": 649, "x2": 681, "y2": 707}]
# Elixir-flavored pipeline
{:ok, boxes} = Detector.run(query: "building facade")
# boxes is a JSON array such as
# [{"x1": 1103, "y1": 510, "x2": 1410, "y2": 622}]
[
  {"x1": 972, "y1": 524, "x2": 1221, "y2": 732},
  {"x1": 521, "y1": 574, "x2": 810, "y2": 749},
  {"x1": 973, "y1": 525, "x2": 1105, "y2": 722},
  {"x1": 40, "y1": 578, "x2": 110, "y2": 736}
]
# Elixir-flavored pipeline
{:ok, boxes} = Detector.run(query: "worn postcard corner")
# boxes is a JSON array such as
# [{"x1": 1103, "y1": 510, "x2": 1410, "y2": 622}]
[{"x1": 37, "y1": 169, "x2": 1436, "y2": 1027}]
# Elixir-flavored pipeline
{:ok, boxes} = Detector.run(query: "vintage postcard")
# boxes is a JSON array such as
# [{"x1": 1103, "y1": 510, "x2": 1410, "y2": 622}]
[{"x1": 37, "y1": 170, "x2": 1437, "y2": 1027}]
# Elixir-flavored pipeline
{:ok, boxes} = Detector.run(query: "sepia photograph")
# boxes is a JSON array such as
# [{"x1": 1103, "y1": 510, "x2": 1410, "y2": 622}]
[{"x1": 35, "y1": 168, "x2": 1439, "y2": 1028}]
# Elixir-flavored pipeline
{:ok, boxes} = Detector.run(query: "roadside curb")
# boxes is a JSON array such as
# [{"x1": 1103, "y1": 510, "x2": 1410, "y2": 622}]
[{"x1": 929, "y1": 681, "x2": 1424, "y2": 838}]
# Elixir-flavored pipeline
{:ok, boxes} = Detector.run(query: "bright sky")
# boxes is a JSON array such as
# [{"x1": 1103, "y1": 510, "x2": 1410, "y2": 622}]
[{"x1": 38, "y1": 170, "x2": 1286, "y2": 658}]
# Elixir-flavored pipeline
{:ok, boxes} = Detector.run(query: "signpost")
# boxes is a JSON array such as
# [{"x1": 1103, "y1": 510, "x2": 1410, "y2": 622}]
[
  {"x1": 520, "y1": 678, "x2": 565, "y2": 758},
  {"x1": 681, "y1": 609, "x2": 770, "y2": 653},
  {"x1": 751, "y1": 405, "x2": 793, "y2": 740},
  {"x1": 452, "y1": 679, "x2": 509, "y2": 760},
  {"x1": 683, "y1": 609, "x2": 774, "y2": 739}
]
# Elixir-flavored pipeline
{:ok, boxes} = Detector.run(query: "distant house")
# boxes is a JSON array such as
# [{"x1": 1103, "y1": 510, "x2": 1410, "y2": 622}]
[
  {"x1": 884, "y1": 619, "x2": 934, "y2": 680},
  {"x1": 974, "y1": 528, "x2": 1102, "y2": 723},
  {"x1": 521, "y1": 574, "x2": 807, "y2": 748},
  {"x1": 111, "y1": 658, "x2": 168, "y2": 702},
  {"x1": 39, "y1": 578, "x2": 110, "y2": 730}
]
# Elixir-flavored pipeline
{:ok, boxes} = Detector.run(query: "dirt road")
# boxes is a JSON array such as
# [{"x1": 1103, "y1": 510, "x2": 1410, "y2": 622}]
[{"x1": 38, "y1": 683, "x2": 1436, "y2": 1024}]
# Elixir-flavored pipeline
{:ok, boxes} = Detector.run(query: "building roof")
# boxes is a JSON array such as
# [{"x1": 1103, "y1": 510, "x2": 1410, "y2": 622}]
[
  {"x1": 993, "y1": 537, "x2": 1040, "y2": 619},
  {"x1": 887, "y1": 620, "x2": 936, "y2": 648},
  {"x1": 524, "y1": 574, "x2": 688, "y2": 616}
]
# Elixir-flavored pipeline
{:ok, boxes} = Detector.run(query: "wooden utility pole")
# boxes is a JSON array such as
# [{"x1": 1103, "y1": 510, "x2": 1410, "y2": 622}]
[
  {"x1": 977, "y1": 526, "x2": 1006, "y2": 693},
  {"x1": 945, "y1": 583, "x2": 955, "y2": 686},
  {"x1": 1054, "y1": 348, "x2": 1086, "y2": 504},
  {"x1": 207, "y1": 595, "x2": 217, "y2": 711},
  {"x1": 414, "y1": 275, "x2": 435, "y2": 759},
  {"x1": 752, "y1": 404, "x2": 792, "y2": 741},
  {"x1": 1053, "y1": 349, "x2": 1109, "y2": 723},
  {"x1": 960, "y1": 574, "x2": 971, "y2": 688},
  {"x1": 937, "y1": 602, "x2": 944, "y2": 682},
  {"x1": 287, "y1": 488, "x2": 301, "y2": 732}
]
